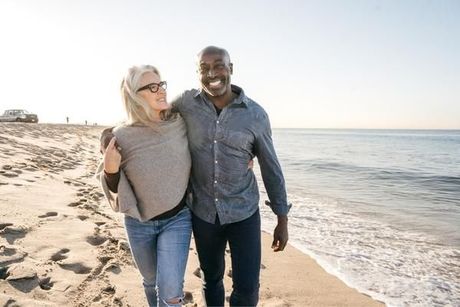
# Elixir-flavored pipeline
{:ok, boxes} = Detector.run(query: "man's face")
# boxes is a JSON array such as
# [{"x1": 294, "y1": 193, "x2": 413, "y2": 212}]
[{"x1": 197, "y1": 52, "x2": 233, "y2": 98}]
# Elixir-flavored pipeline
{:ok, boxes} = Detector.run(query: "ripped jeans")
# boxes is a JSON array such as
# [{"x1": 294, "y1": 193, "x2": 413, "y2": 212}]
[{"x1": 124, "y1": 207, "x2": 192, "y2": 307}]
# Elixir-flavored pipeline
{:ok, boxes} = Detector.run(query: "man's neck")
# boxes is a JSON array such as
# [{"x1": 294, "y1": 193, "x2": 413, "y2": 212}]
[{"x1": 206, "y1": 90, "x2": 237, "y2": 110}]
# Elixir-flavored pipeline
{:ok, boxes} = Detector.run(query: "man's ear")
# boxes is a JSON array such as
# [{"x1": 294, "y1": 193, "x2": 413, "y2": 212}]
[{"x1": 229, "y1": 63, "x2": 233, "y2": 74}]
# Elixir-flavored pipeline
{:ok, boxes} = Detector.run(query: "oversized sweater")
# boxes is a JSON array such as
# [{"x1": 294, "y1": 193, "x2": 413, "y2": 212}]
[{"x1": 96, "y1": 116, "x2": 191, "y2": 222}]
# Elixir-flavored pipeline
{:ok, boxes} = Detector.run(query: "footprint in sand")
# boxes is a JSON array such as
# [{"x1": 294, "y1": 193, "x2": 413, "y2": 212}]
[
  {"x1": 38, "y1": 212, "x2": 58, "y2": 218},
  {"x1": 77, "y1": 215, "x2": 89, "y2": 221},
  {"x1": 50, "y1": 248, "x2": 70, "y2": 262},
  {"x1": 97, "y1": 255, "x2": 113, "y2": 265},
  {"x1": 0, "y1": 245, "x2": 27, "y2": 267},
  {"x1": 193, "y1": 267, "x2": 202, "y2": 278},
  {"x1": 103, "y1": 262, "x2": 121, "y2": 274},
  {"x1": 86, "y1": 235, "x2": 108, "y2": 246},
  {"x1": 0, "y1": 171, "x2": 18, "y2": 178},
  {"x1": 6, "y1": 264, "x2": 37, "y2": 281},
  {"x1": 183, "y1": 291, "x2": 194, "y2": 304},
  {"x1": 0, "y1": 223, "x2": 13, "y2": 230},
  {"x1": 3, "y1": 264, "x2": 40, "y2": 293},
  {"x1": 102, "y1": 285, "x2": 116, "y2": 295},
  {"x1": 0, "y1": 266, "x2": 9, "y2": 280},
  {"x1": 0, "y1": 225, "x2": 29, "y2": 244},
  {"x1": 39, "y1": 276, "x2": 54, "y2": 290},
  {"x1": 58, "y1": 262, "x2": 92, "y2": 274}
]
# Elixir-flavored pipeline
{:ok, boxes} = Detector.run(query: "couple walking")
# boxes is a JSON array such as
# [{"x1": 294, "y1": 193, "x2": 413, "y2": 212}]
[{"x1": 98, "y1": 46, "x2": 290, "y2": 307}]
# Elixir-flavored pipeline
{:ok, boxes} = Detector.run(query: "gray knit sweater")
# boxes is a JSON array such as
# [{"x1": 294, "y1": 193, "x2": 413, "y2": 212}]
[{"x1": 97, "y1": 116, "x2": 191, "y2": 222}]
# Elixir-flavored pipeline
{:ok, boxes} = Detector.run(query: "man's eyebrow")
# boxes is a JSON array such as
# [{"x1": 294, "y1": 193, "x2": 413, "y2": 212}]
[{"x1": 199, "y1": 59, "x2": 225, "y2": 65}]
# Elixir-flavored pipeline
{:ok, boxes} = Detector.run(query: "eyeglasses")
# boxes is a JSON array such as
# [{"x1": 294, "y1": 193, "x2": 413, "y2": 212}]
[{"x1": 136, "y1": 81, "x2": 167, "y2": 93}]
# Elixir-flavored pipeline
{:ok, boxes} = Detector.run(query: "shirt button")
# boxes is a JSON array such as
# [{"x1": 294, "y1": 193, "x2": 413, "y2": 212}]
[
  {"x1": 214, "y1": 180, "x2": 217, "y2": 184},
  {"x1": 215, "y1": 198, "x2": 218, "y2": 202},
  {"x1": 215, "y1": 160, "x2": 218, "y2": 164},
  {"x1": 214, "y1": 140, "x2": 217, "y2": 143},
  {"x1": 216, "y1": 120, "x2": 220, "y2": 124}
]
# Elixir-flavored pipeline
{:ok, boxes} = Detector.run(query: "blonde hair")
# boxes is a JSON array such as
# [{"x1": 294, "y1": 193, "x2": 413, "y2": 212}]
[{"x1": 120, "y1": 65, "x2": 176, "y2": 127}]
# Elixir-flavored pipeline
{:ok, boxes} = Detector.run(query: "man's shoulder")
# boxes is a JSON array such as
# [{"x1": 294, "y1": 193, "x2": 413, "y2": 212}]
[
  {"x1": 242, "y1": 96, "x2": 268, "y2": 119},
  {"x1": 172, "y1": 89, "x2": 200, "y2": 108},
  {"x1": 180, "y1": 88, "x2": 200, "y2": 100},
  {"x1": 234, "y1": 86, "x2": 264, "y2": 112}
]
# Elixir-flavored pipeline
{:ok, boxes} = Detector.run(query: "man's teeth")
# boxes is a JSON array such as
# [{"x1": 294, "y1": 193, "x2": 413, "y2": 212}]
[{"x1": 209, "y1": 80, "x2": 221, "y2": 87}]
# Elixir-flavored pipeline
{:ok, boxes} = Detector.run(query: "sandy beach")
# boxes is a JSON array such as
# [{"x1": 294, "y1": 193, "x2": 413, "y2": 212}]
[{"x1": 0, "y1": 123, "x2": 384, "y2": 307}]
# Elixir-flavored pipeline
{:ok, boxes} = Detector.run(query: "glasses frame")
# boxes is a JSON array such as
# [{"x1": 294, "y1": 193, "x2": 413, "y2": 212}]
[{"x1": 136, "y1": 81, "x2": 167, "y2": 93}]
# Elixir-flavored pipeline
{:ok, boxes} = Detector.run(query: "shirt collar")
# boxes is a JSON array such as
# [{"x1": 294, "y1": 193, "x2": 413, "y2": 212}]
[{"x1": 194, "y1": 84, "x2": 249, "y2": 107}]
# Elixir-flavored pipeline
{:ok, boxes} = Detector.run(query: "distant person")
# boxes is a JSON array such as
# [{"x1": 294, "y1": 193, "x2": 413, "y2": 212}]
[
  {"x1": 172, "y1": 46, "x2": 291, "y2": 306},
  {"x1": 97, "y1": 65, "x2": 191, "y2": 307},
  {"x1": 85, "y1": 120, "x2": 87, "y2": 125},
  {"x1": 66, "y1": 116, "x2": 69, "y2": 124}
]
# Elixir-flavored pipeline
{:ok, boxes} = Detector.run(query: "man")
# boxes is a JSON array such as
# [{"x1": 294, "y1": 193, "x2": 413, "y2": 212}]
[{"x1": 173, "y1": 46, "x2": 291, "y2": 306}]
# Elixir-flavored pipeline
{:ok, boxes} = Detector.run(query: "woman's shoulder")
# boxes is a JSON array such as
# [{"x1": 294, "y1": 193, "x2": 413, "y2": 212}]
[
  {"x1": 111, "y1": 124, "x2": 151, "y2": 141},
  {"x1": 160, "y1": 114, "x2": 186, "y2": 130}
]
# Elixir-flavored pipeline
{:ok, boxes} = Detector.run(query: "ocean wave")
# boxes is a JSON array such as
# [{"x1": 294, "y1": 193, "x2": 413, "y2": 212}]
[{"x1": 260, "y1": 195, "x2": 460, "y2": 306}]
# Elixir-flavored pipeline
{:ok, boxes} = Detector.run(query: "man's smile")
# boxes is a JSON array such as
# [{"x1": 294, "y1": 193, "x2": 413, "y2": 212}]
[{"x1": 208, "y1": 80, "x2": 223, "y2": 88}]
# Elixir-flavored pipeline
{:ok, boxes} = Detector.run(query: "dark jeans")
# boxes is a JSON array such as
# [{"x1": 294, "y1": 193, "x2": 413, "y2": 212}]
[{"x1": 192, "y1": 209, "x2": 261, "y2": 307}]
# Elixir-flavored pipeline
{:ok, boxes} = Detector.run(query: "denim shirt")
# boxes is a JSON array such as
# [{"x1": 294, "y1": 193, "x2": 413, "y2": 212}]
[{"x1": 173, "y1": 85, "x2": 290, "y2": 224}]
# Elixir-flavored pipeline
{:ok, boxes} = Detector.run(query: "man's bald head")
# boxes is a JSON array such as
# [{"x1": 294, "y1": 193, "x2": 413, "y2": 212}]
[{"x1": 197, "y1": 46, "x2": 231, "y2": 65}]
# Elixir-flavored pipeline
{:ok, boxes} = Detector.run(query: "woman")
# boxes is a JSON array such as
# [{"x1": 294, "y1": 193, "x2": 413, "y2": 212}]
[{"x1": 98, "y1": 65, "x2": 191, "y2": 307}]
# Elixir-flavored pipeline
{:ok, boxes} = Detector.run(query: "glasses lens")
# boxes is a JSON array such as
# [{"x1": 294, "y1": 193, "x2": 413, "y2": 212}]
[
  {"x1": 160, "y1": 81, "x2": 167, "y2": 90},
  {"x1": 149, "y1": 84, "x2": 159, "y2": 93}
]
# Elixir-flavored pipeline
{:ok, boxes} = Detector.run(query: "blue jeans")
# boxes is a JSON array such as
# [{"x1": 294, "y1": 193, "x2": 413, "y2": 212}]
[
  {"x1": 124, "y1": 207, "x2": 192, "y2": 307},
  {"x1": 192, "y1": 209, "x2": 261, "y2": 307}
]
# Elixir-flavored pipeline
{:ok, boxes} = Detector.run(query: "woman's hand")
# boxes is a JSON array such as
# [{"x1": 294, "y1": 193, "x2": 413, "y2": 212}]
[{"x1": 103, "y1": 137, "x2": 121, "y2": 174}]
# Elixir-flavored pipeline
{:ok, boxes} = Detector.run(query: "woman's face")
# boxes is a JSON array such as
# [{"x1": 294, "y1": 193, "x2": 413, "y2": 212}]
[{"x1": 137, "y1": 71, "x2": 168, "y2": 113}]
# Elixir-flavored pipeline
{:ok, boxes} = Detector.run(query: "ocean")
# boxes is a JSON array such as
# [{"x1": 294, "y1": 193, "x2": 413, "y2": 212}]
[{"x1": 257, "y1": 129, "x2": 460, "y2": 307}]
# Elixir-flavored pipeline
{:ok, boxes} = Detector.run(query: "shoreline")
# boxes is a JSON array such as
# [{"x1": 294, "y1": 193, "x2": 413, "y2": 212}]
[{"x1": 0, "y1": 123, "x2": 383, "y2": 306}]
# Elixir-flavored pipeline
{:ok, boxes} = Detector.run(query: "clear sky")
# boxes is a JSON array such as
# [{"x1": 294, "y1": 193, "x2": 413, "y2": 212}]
[{"x1": 0, "y1": 0, "x2": 459, "y2": 129}]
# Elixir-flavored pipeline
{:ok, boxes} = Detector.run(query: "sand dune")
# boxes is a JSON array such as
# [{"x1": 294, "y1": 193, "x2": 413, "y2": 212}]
[{"x1": 0, "y1": 123, "x2": 383, "y2": 306}]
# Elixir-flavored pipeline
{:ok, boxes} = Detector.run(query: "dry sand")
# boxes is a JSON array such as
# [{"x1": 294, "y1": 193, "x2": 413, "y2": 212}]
[{"x1": 0, "y1": 123, "x2": 384, "y2": 306}]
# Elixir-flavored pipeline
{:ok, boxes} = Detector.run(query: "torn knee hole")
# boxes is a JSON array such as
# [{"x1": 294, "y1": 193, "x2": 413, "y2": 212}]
[{"x1": 165, "y1": 297, "x2": 181, "y2": 304}]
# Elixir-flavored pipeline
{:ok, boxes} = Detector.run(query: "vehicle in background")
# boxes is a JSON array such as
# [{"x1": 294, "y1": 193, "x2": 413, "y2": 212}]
[{"x1": 0, "y1": 109, "x2": 39, "y2": 123}]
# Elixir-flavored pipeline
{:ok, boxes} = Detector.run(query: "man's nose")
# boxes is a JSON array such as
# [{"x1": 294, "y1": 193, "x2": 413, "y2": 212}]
[{"x1": 207, "y1": 69, "x2": 216, "y2": 78}]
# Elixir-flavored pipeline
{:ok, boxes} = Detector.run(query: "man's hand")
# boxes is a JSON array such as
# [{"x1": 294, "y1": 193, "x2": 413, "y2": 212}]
[
  {"x1": 272, "y1": 215, "x2": 288, "y2": 252},
  {"x1": 103, "y1": 137, "x2": 121, "y2": 174},
  {"x1": 100, "y1": 127, "x2": 115, "y2": 154}
]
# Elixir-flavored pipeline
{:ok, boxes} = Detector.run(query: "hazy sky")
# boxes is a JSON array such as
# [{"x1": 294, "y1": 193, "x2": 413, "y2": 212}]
[{"x1": 1, "y1": 0, "x2": 459, "y2": 128}]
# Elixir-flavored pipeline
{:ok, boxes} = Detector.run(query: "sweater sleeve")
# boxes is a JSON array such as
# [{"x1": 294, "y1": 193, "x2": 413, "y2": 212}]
[
  {"x1": 104, "y1": 171, "x2": 120, "y2": 193},
  {"x1": 94, "y1": 161, "x2": 141, "y2": 220}
]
